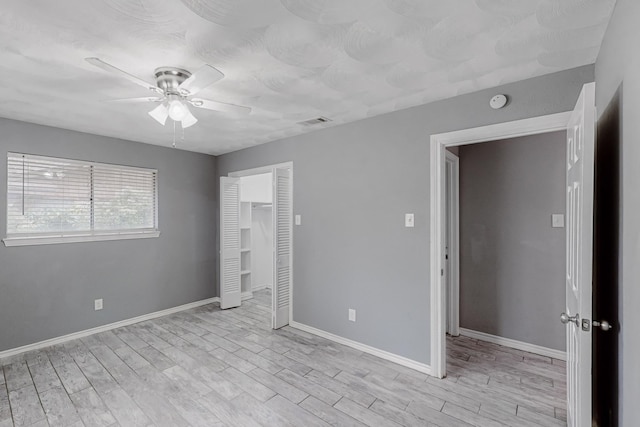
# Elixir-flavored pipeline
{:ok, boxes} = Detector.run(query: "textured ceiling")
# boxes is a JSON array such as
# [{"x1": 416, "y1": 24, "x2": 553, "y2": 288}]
[{"x1": 0, "y1": 0, "x2": 615, "y2": 155}]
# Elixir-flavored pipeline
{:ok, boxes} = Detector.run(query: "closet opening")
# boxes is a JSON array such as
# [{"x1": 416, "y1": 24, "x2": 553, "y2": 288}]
[{"x1": 220, "y1": 162, "x2": 293, "y2": 330}]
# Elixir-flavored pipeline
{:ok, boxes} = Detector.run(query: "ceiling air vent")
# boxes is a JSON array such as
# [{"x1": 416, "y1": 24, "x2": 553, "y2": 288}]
[{"x1": 298, "y1": 116, "x2": 332, "y2": 126}]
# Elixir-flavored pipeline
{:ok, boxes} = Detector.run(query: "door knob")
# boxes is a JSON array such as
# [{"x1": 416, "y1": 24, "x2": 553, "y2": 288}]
[
  {"x1": 592, "y1": 320, "x2": 613, "y2": 331},
  {"x1": 560, "y1": 312, "x2": 579, "y2": 326}
]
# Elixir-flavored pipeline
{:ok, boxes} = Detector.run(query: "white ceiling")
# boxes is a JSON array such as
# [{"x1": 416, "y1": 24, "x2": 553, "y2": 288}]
[{"x1": 0, "y1": 0, "x2": 615, "y2": 155}]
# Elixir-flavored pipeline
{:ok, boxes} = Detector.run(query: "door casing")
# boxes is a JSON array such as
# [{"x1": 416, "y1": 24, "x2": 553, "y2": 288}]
[{"x1": 445, "y1": 151, "x2": 460, "y2": 337}]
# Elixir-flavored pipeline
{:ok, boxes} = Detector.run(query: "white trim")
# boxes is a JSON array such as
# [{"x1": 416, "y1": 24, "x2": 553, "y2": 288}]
[
  {"x1": 228, "y1": 162, "x2": 293, "y2": 178},
  {"x1": 3, "y1": 231, "x2": 160, "y2": 247},
  {"x1": 444, "y1": 151, "x2": 460, "y2": 337},
  {"x1": 287, "y1": 167, "x2": 293, "y2": 327},
  {"x1": 290, "y1": 321, "x2": 432, "y2": 375},
  {"x1": 241, "y1": 291, "x2": 253, "y2": 301},
  {"x1": 251, "y1": 284, "x2": 272, "y2": 292},
  {"x1": 459, "y1": 328, "x2": 567, "y2": 361},
  {"x1": 0, "y1": 297, "x2": 219, "y2": 360},
  {"x1": 430, "y1": 128, "x2": 447, "y2": 378},
  {"x1": 434, "y1": 112, "x2": 572, "y2": 147},
  {"x1": 430, "y1": 112, "x2": 572, "y2": 379}
]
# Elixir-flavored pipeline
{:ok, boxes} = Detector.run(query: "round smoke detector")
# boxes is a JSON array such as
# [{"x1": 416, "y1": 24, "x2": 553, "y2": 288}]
[{"x1": 490, "y1": 94, "x2": 508, "y2": 109}]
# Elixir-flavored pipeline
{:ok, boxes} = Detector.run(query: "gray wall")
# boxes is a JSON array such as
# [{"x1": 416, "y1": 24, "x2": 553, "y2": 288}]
[
  {"x1": 0, "y1": 118, "x2": 218, "y2": 352},
  {"x1": 595, "y1": 0, "x2": 640, "y2": 423},
  {"x1": 458, "y1": 133, "x2": 566, "y2": 351},
  {"x1": 217, "y1": 65, "x2": 594, "y2": 364}
]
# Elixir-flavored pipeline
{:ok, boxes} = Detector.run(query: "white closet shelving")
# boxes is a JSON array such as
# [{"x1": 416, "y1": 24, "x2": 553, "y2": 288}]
[
  {"x1": 239, "y1": 173, "x2": 274, "y2": 300},
  {"x1": 240, "y1": 201, "x2": 252, "y2": 295}
]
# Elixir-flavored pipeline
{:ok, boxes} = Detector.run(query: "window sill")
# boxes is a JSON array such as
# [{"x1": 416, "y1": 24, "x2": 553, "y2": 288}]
[{"x1": 2, "y1": 231, "x2": 160, "y2": 247}]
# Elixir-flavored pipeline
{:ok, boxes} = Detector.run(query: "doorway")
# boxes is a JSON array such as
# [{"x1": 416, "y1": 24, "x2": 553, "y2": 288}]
[
  {"x1": 431, "y1": 83, "x2": 597, "y2": 427},
  {"x1": 444, "y1": 133, "x2": 568, "y2": 358},
  {"x1": 220, "y1": 162, "x2": 293, "y2": 330},
  {"x1": 438, "y1": 125, "x2": 572, "y2": 425},
  {"x1": 239, "y1": 172, "x2": 274, "y2": 301},
  {"x1": 430, "y1": 111, "x2": 573, "y2": 377}
]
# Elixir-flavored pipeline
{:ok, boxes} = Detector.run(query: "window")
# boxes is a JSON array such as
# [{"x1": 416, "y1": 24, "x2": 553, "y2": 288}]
[{"x1": 4, "y1": 153, "x2": 159, "y2": 246}]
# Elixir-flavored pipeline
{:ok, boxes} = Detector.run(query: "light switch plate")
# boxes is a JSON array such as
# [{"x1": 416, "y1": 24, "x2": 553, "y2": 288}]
[
  {"x1": 405, "y1": 213, "x2": 415, "y2": 228},
  {"x1": 295, "y1": 215, "x2": 301, "y2": 226},
  {"x1": 94, "y1": 299, "x2": 103, "y2": 311},
  {"x1": 348, "y1": 309, "x2": 356, "y2": 322},
  {"x1": 552, "y1": 214, "x2": 564, "y2": 228}
]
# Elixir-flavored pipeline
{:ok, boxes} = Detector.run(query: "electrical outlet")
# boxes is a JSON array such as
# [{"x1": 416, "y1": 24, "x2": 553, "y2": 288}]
[
  {"x1": 94, "y1": 299, "x2": 103, "y2": 311},
  {"x1": 295, "y1": 214, "x2": 302, "y2": 225},
  {"x1": 348, "y1": 309, "x2": 356, "y2": 322}
]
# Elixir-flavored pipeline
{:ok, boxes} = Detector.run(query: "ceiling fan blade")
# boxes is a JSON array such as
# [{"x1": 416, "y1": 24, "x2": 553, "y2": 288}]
[
  {"x1": 148, "y1": 104, "x2": 169, "y2": 125},
  {"x1": 189, "y1": 98, "x2": 251, "y2": 115},
  {"x1": 106, "y1": 97, "x2": 163, "y2": 104},
  {"x1": 86, "y1": 57, "x2": 161, "y2": 94},
  {"x1": 181, "y1": 110, "x2": 198, "y2": 129},
  {"x1": 178, "y1": 65, "x2": 224, "y2": 96}
]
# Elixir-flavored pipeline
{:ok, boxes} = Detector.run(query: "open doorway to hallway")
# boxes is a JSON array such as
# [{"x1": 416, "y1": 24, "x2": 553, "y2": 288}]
[{"x1": 444, "y1": 132, "x2": 569, "y2": 425}]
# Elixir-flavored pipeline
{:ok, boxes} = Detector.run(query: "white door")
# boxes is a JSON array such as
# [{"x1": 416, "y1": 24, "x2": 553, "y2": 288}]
[
  {"x1": 563, "y1": 82, "x2": 595, "y2": 427},
  {"x1": 272, "y1": 168, "x2": 292, "y2": 329},
  {"x1": 220, "y1": 177, "x2": 242, "y2": 310}
]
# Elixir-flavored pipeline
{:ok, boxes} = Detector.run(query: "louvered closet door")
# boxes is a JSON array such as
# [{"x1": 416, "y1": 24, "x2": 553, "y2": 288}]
[
  {"x1": 220, "y1": 177, "x2": 241, "y2": 310},
  {"x1": 272, "y1": 168, "x2": 292, "y2": 329}
]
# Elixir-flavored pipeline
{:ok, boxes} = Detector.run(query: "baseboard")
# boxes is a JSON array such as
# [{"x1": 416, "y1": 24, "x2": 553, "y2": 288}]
[
  {"x1": 241, "y1": 291, "x2": 253, "y2": 301},
  {"x1": 459, "y1": 328, "x2": 566, "y2": 361},
  {"x1": 251, "y1": 284, "x2": 271, "y2": 292},
  {"x1": 0, "y1": 296, "x2": 220, "y2": 361},
  {"x1": 289, "y1": 321, "x2": 432, "y2": 375}
]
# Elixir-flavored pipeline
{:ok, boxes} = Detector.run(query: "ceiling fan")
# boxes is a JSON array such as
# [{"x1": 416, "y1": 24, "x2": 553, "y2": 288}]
[{"x1": 85, "y1": 57, "x2": 251, "y2": 128}]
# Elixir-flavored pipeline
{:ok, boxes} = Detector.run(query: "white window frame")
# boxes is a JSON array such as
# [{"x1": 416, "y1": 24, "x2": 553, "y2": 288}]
[{"x1": 3, "y1": 153, "x2": 160, "y2": 247}]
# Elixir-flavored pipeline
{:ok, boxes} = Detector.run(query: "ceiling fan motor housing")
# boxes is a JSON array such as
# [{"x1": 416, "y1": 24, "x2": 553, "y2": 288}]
[{"x1": 154, "y1": 67, "x2": 191, "y2": 95}]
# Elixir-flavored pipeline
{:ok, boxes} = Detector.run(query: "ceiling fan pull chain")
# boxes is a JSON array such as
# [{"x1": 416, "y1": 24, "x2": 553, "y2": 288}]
[{"x1": 172, "y1": 120, "x2": 177, "y2": 148}]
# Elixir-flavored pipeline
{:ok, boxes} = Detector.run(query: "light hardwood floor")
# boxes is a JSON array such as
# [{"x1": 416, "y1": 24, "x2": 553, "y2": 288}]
[{"x1": 0, "y1": 290, "x2": 567, "y2": 426}]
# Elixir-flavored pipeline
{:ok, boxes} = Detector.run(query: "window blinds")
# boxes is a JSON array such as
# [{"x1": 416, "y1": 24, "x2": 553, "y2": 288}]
[
  {"x1": 93, "y1": 164, "x2": 157, "y2": 231},
  {"x1": 7, "y1": 153, "x2": 157, "y2": 237}
]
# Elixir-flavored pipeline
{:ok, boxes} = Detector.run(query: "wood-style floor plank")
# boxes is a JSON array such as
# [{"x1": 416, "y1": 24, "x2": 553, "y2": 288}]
[
  {"x1": 0, "y1": 385, "x2": 12, "y2": 426},
  {"x1": 300, "y1": 395, "x2": 367, "y2": 427},
  {"x1": 69, "y1": 387, "x2": 117, "y2": 427},
  {"x1": 39, "y1": 385, "x2": 83, "y2": 427},
  {"x1": 7, "y1": 384, "x2": 46, "y2": 427},
  {"x1": 53, "y1": 361, "x2": 91, "y2": 395},
  {"x1": 3, "y1": 362, "x2": 31, "y2": 393},
  {"x1": 0, "y1": 289, "x2": 567, "y2": 426}
]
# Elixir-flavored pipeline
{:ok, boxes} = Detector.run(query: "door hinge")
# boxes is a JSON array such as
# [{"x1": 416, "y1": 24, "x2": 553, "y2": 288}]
[
  {"x1": 441, "y1": 269, "x2": 444, "y2": 276},
  {"x1": 582, "y1": 319, "x2": 591, "y2": 332}
]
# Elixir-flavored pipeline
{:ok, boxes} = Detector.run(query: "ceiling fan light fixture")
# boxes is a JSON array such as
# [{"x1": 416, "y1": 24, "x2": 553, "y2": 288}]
[
  {"x1": 148, "y1": 103, "x2": 169, "y2": 125},
  {"x1": 168, "y1": 99, "x2": 189, "y2": 121},
  {"x1": 181, "y1": 110, "x2": 198, "y2": 129}
]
